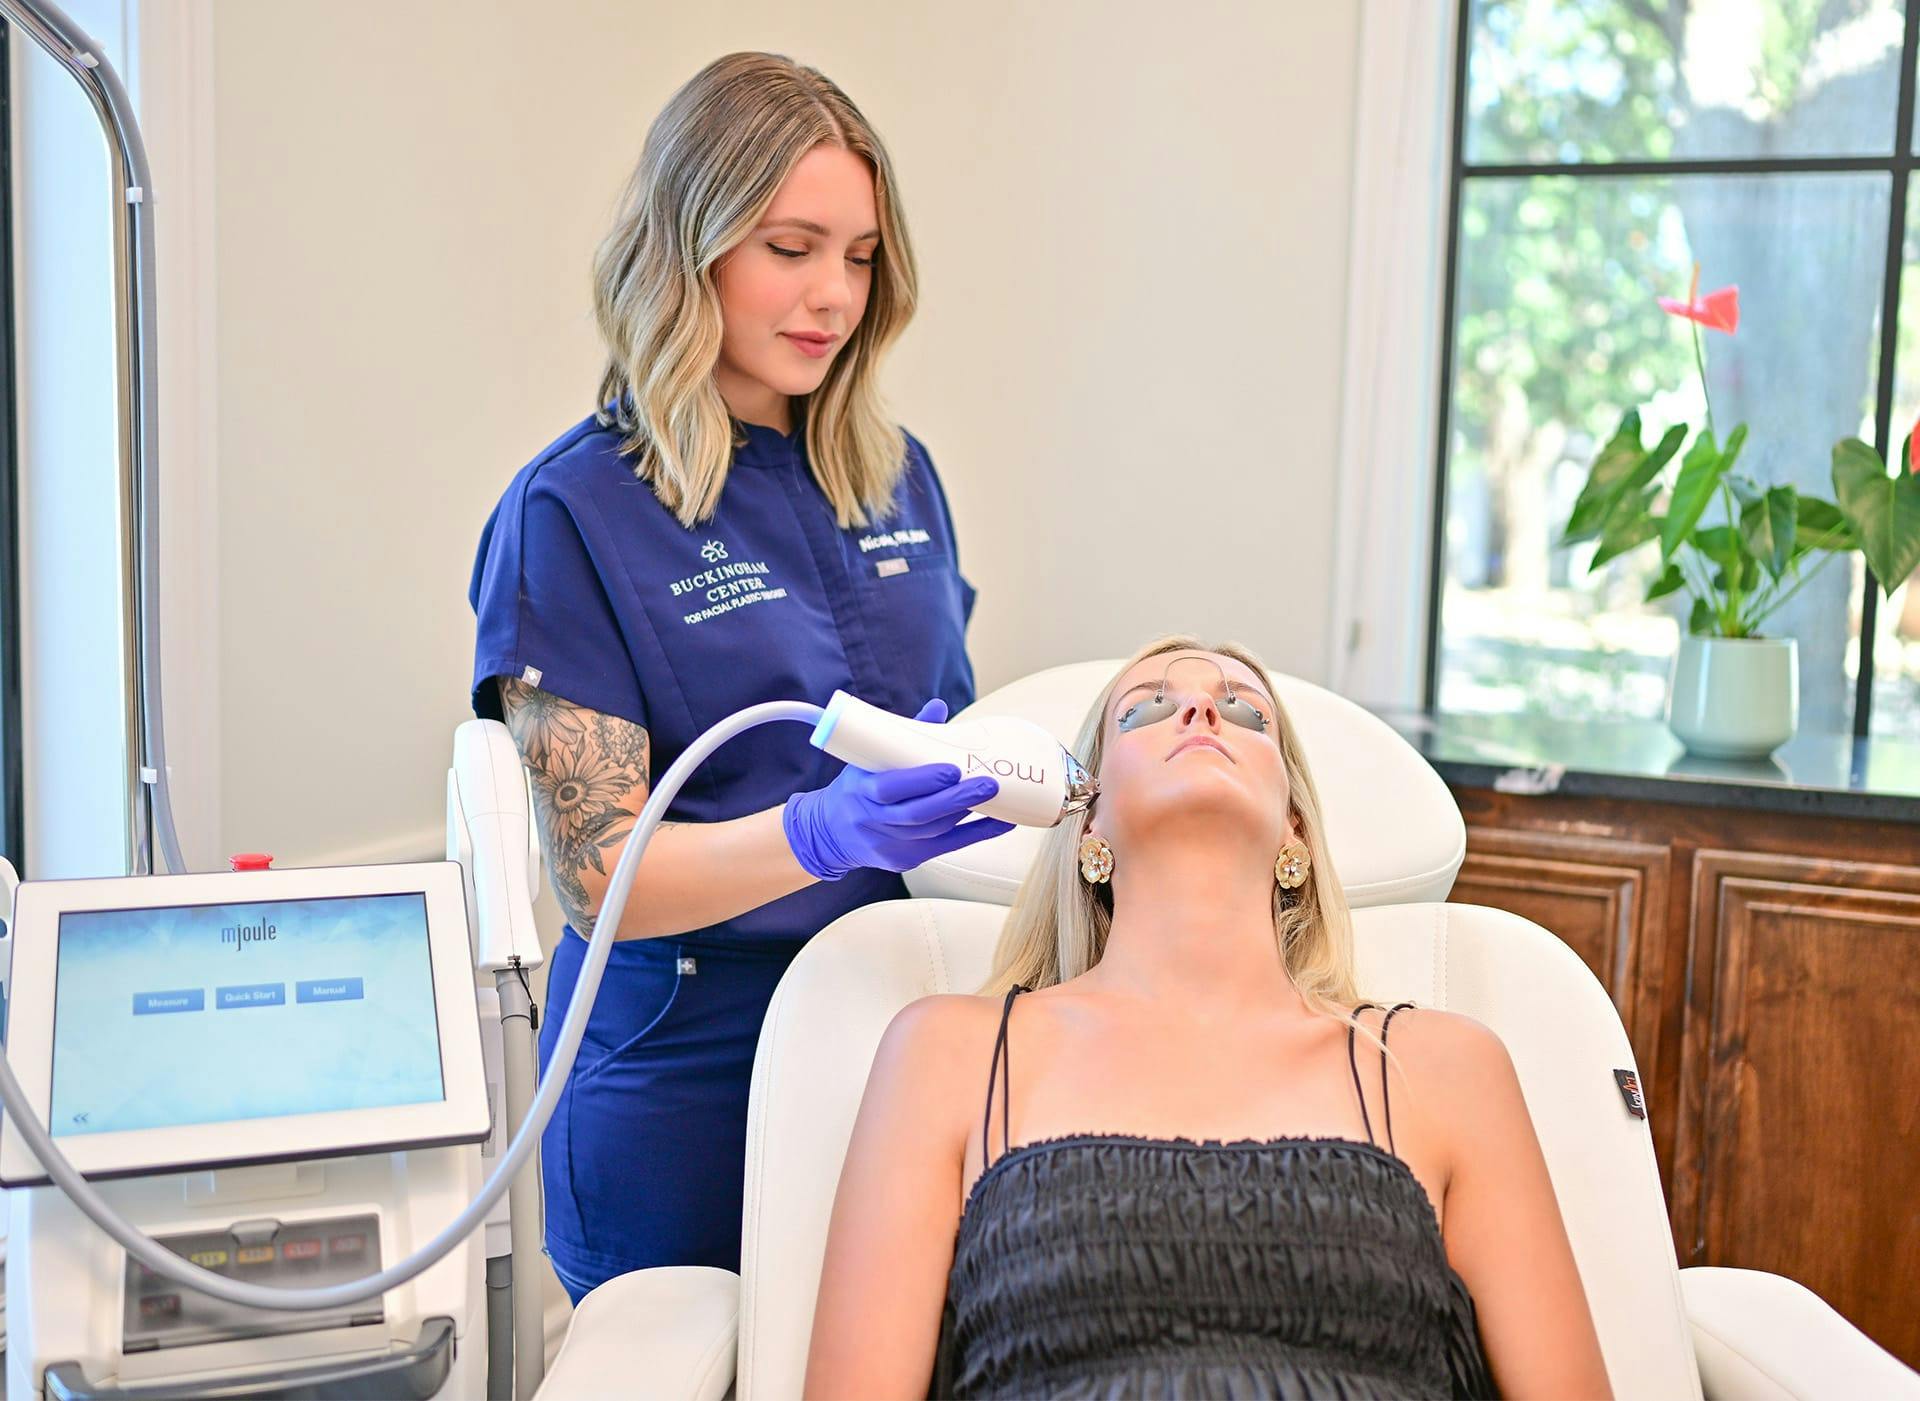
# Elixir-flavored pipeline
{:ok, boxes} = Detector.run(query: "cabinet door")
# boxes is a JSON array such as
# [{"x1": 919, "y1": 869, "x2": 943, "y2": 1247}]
[
  {"x1": 1450, "y1": 825, "x2": 1672, "y2": 1075},
  {"x1": 1672, "y1": 850, "x2": 1920, "y2": 1368}
]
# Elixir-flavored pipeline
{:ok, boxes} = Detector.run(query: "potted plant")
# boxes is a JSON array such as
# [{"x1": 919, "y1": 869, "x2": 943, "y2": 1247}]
[{"x1": 1560, "y1": 267, "x2": 1920, "y2": 758}]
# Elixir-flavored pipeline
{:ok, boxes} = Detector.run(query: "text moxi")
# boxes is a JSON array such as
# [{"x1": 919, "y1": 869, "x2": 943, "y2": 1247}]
[{"x1": 966, "y1": 753, "x2": 1045, "y2": 784}]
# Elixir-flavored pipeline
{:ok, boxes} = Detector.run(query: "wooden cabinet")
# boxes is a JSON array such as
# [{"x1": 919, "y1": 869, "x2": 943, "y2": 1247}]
[{"x1": 1447, "y1": 785, "x2": 1920, "y2": 1368}]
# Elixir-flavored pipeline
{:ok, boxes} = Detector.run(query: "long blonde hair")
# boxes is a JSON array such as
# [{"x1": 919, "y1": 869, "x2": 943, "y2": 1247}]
[
  {"x1": 983, "y1": 637, "x2": 1360, "y2": 1018},
  {"x1": 592, "y1": 51, "x2": 919, "y2": 529}
]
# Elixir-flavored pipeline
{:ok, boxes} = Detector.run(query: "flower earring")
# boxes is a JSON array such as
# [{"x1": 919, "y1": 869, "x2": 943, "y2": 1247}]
[
  {"x1": 1079, "y1": 834, "x2": 1115, "y2": 885},
  {"x1": 1275, "y1": 839, "x2": 1310, "y2": 892}
]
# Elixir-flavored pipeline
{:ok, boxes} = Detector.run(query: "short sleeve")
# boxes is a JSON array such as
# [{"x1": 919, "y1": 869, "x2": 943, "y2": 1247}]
[{"x1": 468, "y1": 470, "x2": 651, "y2": 730}]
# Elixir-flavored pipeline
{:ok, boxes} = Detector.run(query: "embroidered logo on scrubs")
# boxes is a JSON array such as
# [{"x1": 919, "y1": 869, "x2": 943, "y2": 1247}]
[{"x1": 669, "y1": 550, "x2": 790, "y2": 627}]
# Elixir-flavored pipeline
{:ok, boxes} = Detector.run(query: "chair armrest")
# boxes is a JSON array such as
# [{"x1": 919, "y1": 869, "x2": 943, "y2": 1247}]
[
  {"x1": 538, "y1": 1265, "x2": 738, "y2": 1400},
  {"x1": 1680, "y1": 1266, "x2": 1919, "y2": 1400}
]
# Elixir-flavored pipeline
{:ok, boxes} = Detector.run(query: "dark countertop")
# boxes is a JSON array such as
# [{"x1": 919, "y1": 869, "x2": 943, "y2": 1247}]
[{"x1": 1372, "y1": 709, "x2": 1920, "y2": 825}]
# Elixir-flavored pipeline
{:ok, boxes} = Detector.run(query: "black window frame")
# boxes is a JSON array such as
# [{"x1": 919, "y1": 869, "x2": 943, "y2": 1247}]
[
  {"x1": 1422, "y1": 0, "x2": 1920, "y2": 740},
  {"x1": 1, "y1": 20, "x2": 21, "y2": 876}
]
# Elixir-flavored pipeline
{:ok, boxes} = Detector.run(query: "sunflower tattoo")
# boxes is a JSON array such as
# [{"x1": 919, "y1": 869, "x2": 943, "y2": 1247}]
[{"x1": 498, "y1": 677, "x2": 650, "y2": 934}]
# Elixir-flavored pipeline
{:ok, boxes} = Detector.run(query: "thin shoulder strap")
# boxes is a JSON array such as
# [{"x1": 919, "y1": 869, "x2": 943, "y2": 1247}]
[
  {"x1": 981, "y1": 985, "x2": 1027, "y2": 1175},
  {"x1": 1346, "y1": 1002, "x2": 1383, "y2": 1148},
  {"x1": 1377, "y1": 1001, "x2": 1415, "y2": 1157}
]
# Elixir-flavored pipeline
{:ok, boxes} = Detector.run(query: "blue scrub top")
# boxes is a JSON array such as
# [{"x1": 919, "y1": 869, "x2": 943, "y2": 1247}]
[
  {"x1": 469, "y1": 409, "x2": 977, "y2": 940},
  {"x1": 467, "y1": 409, "x2": 978, "y2": 1289}
]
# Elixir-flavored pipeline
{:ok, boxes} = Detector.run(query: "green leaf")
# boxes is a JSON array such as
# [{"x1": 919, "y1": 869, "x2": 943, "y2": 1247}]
[
  {"x1": 1832, "y1": 437, "x2": 1920, "y2": 596},
  {"x1": 1719, "y1": 422, "x2": 1750, "y2": 474},
  {"x1": 1662, "y1": 425, "x2": 1742, "y2": 563},
  {"x1": 1590, "y1": 511, "x2": 1660, "y2": 569},
  {"x1": 1644, "y1": 563, "x2": 1685, "y2": 601},
  {"x1": 1693, "y1": 525, "x2": 1742, "y2": 568},
  {"x1": 1725, "y1": 473, "x2": 1765, "y2": 510},
  {"x1": 1739, "y1": 485, "x2": 1798, "y2": 580},
  {"x1": 1793, "y1": 496, "x2": 1857, "y2": 554},
  {"x1": 1564, "y1": 417, "x2": 1686, "y2": 546},
  {"x1": 1566, "y1": 412, "x2": 1689, "y2": 541},
  {"x1": 1688, "y1": 596, "x2": 1716, "y2": 636},
  {"x1": 1600, "y1": 423, "x2": 1686, "y2": 527},
  {"x1": 1562, "y1": 412, "x2": 1648, "y2": 545},
  {"x1": 1693, "y1": 525, "x2": 1754, "y2": 597}
]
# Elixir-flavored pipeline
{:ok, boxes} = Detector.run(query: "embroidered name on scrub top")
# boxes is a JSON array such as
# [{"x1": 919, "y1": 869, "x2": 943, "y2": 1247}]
[{"x1": 858, "y1": 527, "x2": 931, "y2": 554}]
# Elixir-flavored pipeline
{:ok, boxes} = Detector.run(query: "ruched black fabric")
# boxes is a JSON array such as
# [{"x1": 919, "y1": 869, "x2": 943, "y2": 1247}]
[{"x1": 929, "y1": 991, "x2": 1497, "y2": 1399}]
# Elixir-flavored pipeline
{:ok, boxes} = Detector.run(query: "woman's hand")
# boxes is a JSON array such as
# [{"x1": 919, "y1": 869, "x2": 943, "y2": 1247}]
[{"x1": 783, "y1": 699, "x2": 1016, "y2": 881}]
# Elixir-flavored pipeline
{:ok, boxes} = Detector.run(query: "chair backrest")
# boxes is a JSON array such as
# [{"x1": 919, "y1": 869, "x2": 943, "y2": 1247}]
[
  {"x1": 906, "y1": 660, "x2": 1466, "y2": 907},
  {"x1": 736, "y1": 900, "x2": 1701, "y2": 1399}
]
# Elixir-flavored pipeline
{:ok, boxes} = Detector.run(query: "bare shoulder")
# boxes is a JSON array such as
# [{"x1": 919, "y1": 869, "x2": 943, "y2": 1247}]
[
  {"x1": 1381, "y1": 1005, "x2": 1512, "y2": 1065},
  {"x1": 1376, "y1": 1007, "x2": 1541, "y2": 1178},
  {"x1": 878, "y1": 992, "x2": 1007, "y2": 1061},
  {"x1": 868, "y1": 993, "x2": 1008, "y2": 1099},
  {"x1": 856, "y1": 990, "x2": 1006, "y2": 1159},
  {"x1": 1370, "y1": 1006, "x2": 1523, "y2": 1107}
]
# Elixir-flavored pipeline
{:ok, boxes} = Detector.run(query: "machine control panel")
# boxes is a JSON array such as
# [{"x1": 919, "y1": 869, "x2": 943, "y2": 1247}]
[{"x1": 123, "y1": 1212, "x2": 384, "y2": 1352}]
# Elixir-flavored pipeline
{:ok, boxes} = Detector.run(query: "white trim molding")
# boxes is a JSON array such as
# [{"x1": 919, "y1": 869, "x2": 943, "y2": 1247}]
[
  {"x1": 138, "y1": 0, "x2": 223, "y2": 871},
  {"x1": 1326, "y1": 0, "x2": 1459, "y2": 711}
]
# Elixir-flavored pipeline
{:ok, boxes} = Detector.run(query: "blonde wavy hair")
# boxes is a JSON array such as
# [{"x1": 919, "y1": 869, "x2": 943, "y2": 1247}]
[
  {"x1": 592, "y1": 51, "x2": 919, "y2": 528},
  {"x1": 983, "y1": 637, "x2": 1361, "y2": 1020}
]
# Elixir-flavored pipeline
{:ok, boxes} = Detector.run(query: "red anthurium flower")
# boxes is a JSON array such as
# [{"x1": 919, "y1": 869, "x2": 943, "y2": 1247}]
[
  {"x1": 1910, "y1": 420, "x2": 1920, "y2": 476},
  {"x1": 1658, "y1": 262, "x2": 1740, "y2": 335}
]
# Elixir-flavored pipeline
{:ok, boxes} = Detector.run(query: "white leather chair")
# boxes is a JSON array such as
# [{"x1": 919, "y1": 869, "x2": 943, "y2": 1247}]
[{"x1": 538, "y1": 662, "x2": 1920, "y2": 1400}]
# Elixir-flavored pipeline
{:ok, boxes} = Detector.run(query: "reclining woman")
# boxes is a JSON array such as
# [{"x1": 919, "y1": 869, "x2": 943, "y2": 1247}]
[{"x1": 804, "y1": 637, "x2": 1612, "y2": 1399}]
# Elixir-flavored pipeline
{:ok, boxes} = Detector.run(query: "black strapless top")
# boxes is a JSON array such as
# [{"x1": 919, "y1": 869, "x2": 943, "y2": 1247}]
[{"x1": 929, "y1": 992, "x2": 1497, "y2": 1399}]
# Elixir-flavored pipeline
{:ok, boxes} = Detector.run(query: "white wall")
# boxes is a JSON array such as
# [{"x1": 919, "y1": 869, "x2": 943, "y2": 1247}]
[{"x1": 150, "y1": 0, "x2": 1362, "y2": 867}]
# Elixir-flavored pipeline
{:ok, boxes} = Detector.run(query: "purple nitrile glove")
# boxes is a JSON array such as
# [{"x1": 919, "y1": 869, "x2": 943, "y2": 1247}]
[{"x1": 783, "y1": 698, "x2": 1017, "y2": 881}]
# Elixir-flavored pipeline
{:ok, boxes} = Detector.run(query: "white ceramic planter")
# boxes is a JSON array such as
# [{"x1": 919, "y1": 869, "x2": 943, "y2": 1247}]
[{"x1": 1666, "y1": 635, "x2": 1798, "y2": 759}]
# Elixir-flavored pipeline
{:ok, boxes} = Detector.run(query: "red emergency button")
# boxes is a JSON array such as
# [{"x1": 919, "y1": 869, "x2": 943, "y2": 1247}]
[{"x1": 230, "y1": 853, "x2": 274, "y2": 872}]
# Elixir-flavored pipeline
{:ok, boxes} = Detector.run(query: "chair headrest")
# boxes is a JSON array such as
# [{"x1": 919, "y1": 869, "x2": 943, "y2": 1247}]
[{"x1": 905, "y1": 659, "x2": 1465, "y2": 907}]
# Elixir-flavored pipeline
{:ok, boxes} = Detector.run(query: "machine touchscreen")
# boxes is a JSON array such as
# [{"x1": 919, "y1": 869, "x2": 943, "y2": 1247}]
[
  {"x1": 51, "y1": 893, "x2": 445, "y2": 1137},
  {"x1": 0, "y1": 862, "x2": 487, "y2": 1186}
]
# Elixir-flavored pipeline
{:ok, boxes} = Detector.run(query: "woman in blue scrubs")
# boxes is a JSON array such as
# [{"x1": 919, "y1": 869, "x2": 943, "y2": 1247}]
[{"x1": 467, "y1": 52, "x2": 1007, "y2": 1302}]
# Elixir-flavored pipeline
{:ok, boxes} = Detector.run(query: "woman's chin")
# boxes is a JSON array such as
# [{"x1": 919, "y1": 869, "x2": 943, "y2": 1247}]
[{"x1": 1121, "y1": 781, "x2": 1274, "y2": 839}]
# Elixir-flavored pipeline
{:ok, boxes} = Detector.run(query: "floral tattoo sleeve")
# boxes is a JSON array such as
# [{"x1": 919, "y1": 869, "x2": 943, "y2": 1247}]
[{"x1": 497, "y1": 678, "x2": 652, "y2": 936}]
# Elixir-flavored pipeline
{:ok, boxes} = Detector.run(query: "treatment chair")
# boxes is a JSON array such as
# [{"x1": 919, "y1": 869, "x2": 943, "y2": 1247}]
[{"x1": 529, "y1": 663, "x2": 1919, "y2": 1400}]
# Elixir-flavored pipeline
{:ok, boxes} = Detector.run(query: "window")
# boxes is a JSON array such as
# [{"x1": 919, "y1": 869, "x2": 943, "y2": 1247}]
[
  {"x1": 1431, "y1": 0, "x2": 1920, "y2": 740},
  {"x1": 1, "y1": 24, "x2": 22, "y2": 875}
]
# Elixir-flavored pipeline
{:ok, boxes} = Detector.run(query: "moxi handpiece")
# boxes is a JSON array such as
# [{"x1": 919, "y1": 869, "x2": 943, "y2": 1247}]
[{"x1": 810, "y1": 690, "x2": 1098, "y2": 827}]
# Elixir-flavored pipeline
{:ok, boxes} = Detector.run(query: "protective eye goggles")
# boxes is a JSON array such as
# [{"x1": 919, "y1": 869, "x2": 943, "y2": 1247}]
[{"x1": 1114, "y1": 657, "x2": 1271, "y2": 735}]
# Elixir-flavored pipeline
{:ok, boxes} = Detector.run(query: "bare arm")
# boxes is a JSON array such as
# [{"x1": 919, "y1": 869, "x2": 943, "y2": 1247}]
[
  {"x1": 496, "y1": 677, "x2": 816, "y2": 940},
  {"x1": 1413, "y1": 1013, "x2": 1613, "y2": 1400},
  {"x1": 804, "y1": 996, "x2": 978, "y2": 1399}
]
